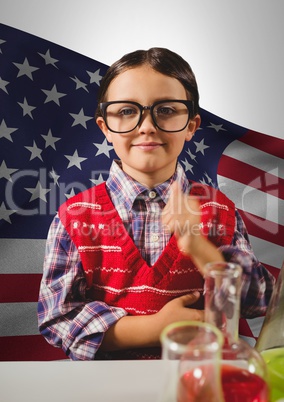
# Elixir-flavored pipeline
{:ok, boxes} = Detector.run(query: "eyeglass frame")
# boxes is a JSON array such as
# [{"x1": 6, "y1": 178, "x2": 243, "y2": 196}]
[{"x1": 99, "y1": 99, "x2": 195, "y2": 134}]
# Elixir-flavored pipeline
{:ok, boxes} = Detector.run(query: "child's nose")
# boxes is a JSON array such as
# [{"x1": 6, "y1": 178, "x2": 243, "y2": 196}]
[{"x1": 138, "y1": 110, "x2": 157, "y2": 134}]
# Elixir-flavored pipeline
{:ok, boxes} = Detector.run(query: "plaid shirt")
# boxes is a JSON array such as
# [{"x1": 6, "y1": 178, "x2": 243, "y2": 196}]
[{"x1": 38, "y1": 161, "x2": 275, "y2": 360}]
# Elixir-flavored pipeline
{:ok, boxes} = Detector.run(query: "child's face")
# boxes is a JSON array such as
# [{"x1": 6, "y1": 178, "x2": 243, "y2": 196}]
[{"x1": 97, "y1": 65, "x2": 200, "y2": 187}]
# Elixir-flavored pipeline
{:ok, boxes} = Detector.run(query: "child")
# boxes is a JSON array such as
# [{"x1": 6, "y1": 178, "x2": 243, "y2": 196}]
[{"x1": 38, "y1": 47, "x2": 274, "y2": 360}]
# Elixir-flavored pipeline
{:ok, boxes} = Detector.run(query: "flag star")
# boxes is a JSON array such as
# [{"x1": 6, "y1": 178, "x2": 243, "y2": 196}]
[
  {"x1": 65, "y1": 188, "x2": 76, "y2": 199},
  {"x1": 87, "y1": 68, "x2": 103, "y2": 85},
  {"x1": 13, "y1": 57, "x2": 39, "y2": 80},
  {"x1": 69, "y1": 107, "x2": 93, "y2": 128},
  {"x1": 41, "y1": 129, "x2": 61, "y2": 150},
  {"x1": 70, "y1": 76, "x2": 89, "y2": 92},
  {"x1": 42, "y1": 84, "x2": 66, "y2": 105},
  {"x1": 204, "y1": 172, "x2": 213, "y2": 184},
  {"x1": 25, "y1": 140, "x2": 43, "y2": 161},
  {"x1": 65, "y1": 149, "x2": 87, "y2": 170},
  {"x1": 49, "y1": 168, "x2": 60, "y2": 186},
  {"x1": 18, "y1": 97, "x2": 36, "y2": 119},
  {"x1": 93, "y1": 138, "x2": 114, "y2": 158},
  {"x1": 199, "y1": 178, "x2": 208, "y2": 185},
  {"x1": 194, "y1": 138, "x2": 210, "y2": 155},
  {"x1": 207, "y1": 122, "x2": 227, "y2": 132},
  {"x1": 0, "y1": 39, "x2": 6, "y2": 53},
  {"x1": 38, "y1": 49, "x2": 59, "y2": 68},
  {"x1": 90, "y1": 173, "x2": 105, "y2": 185},
  {"x1": 0, "y1": 77, "x2": 9, "y2": 94},
  {"x1": 181, "y1": 158, "x2": 194, "y2": 174},
  {"x1": 0, "y1": 202, "x2": 16, "y2": 223},
  {"x1": 0, "y1": 119, "x2": 18, "y2": 142},
  {"x1": 0, "y1": 160, "x2": 18, "y2": 182},
  {"x1": 25, "y1": 180, "x2": 51, "y2": 202},
  {"x1": 186, "y1": 148, "x2": 197, "y2": 162}
]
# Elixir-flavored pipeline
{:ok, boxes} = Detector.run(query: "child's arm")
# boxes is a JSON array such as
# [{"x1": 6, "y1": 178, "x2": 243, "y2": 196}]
[{"x1": 100, "y1": 292, "x2": 203, "y2": 351}]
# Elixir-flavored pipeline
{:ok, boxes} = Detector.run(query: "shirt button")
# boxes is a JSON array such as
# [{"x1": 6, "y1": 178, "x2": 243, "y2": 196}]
[
  {"x1": 148, "y1": 191, "x2": 156, "y2": 199},
  {"x1": 151, "y1": 234, "x2": 159, "y2": 242}
]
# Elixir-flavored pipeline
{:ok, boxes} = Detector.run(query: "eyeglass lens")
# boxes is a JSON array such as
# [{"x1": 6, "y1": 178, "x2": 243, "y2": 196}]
[{"x1": 104, "y1": 101, "x2": 190, "y2": 133}]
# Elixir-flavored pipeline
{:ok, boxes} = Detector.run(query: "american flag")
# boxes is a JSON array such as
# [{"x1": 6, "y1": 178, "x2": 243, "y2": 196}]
[{"x1": 0, "y1": 23, "x2": 283, "y2": 361}]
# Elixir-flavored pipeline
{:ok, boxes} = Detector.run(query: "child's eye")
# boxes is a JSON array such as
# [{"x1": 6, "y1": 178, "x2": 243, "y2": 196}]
[
  {"x1": 119, "y1": 107, "x2": 138, "y2": 116},
  {"x1": 156, "y1": 106, "x2": 176, "y2": 116}
]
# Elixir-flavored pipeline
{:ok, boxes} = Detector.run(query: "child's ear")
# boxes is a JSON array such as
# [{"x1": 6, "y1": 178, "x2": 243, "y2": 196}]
[
  {"x1": 185, "y1": 114, "x2": 201, "y2": 141},
  {"x1": 96, "y1": 117, "x2": 113, "y2": 142}
]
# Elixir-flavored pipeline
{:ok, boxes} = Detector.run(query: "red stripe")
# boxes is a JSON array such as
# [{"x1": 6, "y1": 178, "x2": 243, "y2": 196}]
[
  {"x1": 0, "y1": 335, "x2": 67, "y2": 361},
  {"x1": 260, "y1": 263, "x2": 281, "y2": 280},
  {"x1": 238, "y1": 209, "x2": 284, "y2": 247},
  {"x1": 239, "y1": 130, "x2": 284, "y2": 159},
  {"x1": 218, "y1": 155, "x2": 284, "y2": 200},
  {"x1": 0, "y1": 274, "x2": 42, "y2": 303}
]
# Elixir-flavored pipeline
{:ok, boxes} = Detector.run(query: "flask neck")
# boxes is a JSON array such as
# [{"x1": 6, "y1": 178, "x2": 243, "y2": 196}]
[{"x1": 204, "y1": 262, "x2": 243, "y2": 345}]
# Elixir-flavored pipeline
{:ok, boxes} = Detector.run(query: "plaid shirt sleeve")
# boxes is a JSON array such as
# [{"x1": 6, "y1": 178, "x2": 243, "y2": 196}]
[
  {"x1": 219, "y1": 209, "x2": 275, "y2": 318},
  {"x1": 37, "y1": 215, "x2": 127, "y2": 360}
]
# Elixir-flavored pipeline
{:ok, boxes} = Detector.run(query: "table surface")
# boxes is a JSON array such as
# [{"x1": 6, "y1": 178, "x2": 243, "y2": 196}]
[{"x1": 0, "y1": 360, "x2": 174, "y2": 402}]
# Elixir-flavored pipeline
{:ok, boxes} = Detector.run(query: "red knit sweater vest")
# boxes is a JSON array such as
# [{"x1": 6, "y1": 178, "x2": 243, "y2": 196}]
[{"x1": 58, "y1": 181, "x2": 235, "y2": 316}]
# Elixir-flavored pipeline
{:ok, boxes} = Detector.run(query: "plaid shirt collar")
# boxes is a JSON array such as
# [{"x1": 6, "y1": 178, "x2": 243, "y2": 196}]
[{"x1": 106, "y1": 160, "x2": 190, "y2": 211}]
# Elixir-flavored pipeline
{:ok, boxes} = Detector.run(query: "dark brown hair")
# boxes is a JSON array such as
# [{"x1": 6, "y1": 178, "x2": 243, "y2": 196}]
[{"x1": 95, "y1": 47, "x2": 200, "y2": 119}]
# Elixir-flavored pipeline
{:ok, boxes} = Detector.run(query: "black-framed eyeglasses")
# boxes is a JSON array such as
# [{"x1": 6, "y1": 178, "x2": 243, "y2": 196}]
[{"x1": 99, "y1": 99, "x2": 194, "y2": 134}]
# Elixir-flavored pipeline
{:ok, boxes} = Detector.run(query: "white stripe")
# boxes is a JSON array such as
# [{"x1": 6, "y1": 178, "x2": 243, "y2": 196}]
[
  {"x1": 0, "y1": 239, "x2": 46, "y2": 274},
  {"x1": 217, "y1": 175, "x2": 284, "y2": 225},
  {"x1": 78, "y1": 245, "x2": 122, "y2": 252},
  {"x1": 0, "y1": 302, "x2": 39, "y2": 337},
  {"x1": 223, "y1": 141, "x2": 284, "y2": 179},
  {"x1": 94, "y1": 284, "x2": 202, "y2": 296},
  {"x1": 249, "y1": 235, "x2": 283, "y2": 269}
]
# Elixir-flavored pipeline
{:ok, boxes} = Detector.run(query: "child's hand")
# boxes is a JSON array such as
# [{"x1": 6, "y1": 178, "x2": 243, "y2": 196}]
[
  {"x1": 162, "y1": 181, "x2": 202, "y2": 256},
  {"x1": 162, "y1": 181, "x2": 224, "y2": 275},
  {"x1": 155, "y1": 292, "x2": 204, "y2": 329}
]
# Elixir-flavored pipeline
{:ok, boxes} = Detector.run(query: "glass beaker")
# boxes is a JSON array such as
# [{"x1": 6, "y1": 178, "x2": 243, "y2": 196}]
[
  {"x1": 204, "y1": 261, "x2": 269, "y2": 402},
  {"x1": 160, "y1": 320, "x2": 224, "y2": 402},
  {"x1": 256, "y1": 262, "x2": 284, "y2": 402}
]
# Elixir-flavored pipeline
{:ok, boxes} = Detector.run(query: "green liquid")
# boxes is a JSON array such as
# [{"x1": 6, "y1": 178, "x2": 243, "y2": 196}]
[{"x1": 261, "y1": 347, "x2": 284, "y2": 402}]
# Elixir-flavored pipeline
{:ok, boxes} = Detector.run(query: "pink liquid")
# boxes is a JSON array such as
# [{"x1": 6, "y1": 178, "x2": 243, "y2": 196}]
[{"x1": 178, "y1": 364, "x2": 269, "y2": 402}]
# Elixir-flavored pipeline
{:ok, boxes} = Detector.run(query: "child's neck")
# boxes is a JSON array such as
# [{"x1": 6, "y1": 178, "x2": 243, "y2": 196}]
[{"x1": 121, "y1": 163, "x2": 176, "y2": 189}]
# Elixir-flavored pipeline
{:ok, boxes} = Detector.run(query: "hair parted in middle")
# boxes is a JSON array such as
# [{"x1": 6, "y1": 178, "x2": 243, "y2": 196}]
[{"x1": 95, "y1": 47, "x2": 200, "y2": 120}]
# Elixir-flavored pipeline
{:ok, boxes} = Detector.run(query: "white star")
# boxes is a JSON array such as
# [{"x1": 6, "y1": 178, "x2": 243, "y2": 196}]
[
  {"x1": 18, "y1": 97, "x2": 36, "y2": 119},
  {"x1": 204, "y1": 172, "x2": 213, "y2": 184},
  {"x1": 25, "y1": 140, "x2": 43, "y2": 161},
  {"x1": 64, "y1": 149, "x2": 87, "y2": 170},
  {"x1": 0, "y1": 119, "x2": 18, "y2": 142},
  {"x1": 181, "y1": 158, "x2": 194, "y2": 174},
  {"x1": 42, "y1": 84, "x2": 66, "y2": 105},
  {"x1": 90, "y1": 174, "x2": 105, "y2": 185},
  {"x1": 0, "y1": 39, "x2": 6, "y2": 54},
  {"x1": 70, "y1": 76, "x2": 89, "y2": 92},
  {"x1": 87, "y1": 68, "x2": 103, "y2": 85},
  {"x1": 13, "y1": 57, "x2": 39, "y2": 80},
  {"x1": 25, "y1": 181, "x2": 51, "y2": 202},
  {"x1": 0, "y1": 202, "x2": 16, "y2": 223},
  {"x1": 41, "y1": 129, "x2": 61, "y2": 150},
  {"x1": 69, "y1": 107, "x2": 93, "y2": 128},
  {"x1": 0, "y1": 77, "x2": 9, "y2": 94},
  {"x1": 93, "y1": 139, "x2": 114, "y2": 158},
  {"x1": 194, "y1": 139, "x2": 210, "y2": 155},
  {"x1": 186, "y1": 148, "x2": 197, "y2": 162},
  {"x1": 65, "y1": 188, "x2": 76, "y2": 199},
  {"x1": 0, "y1": 160, "x2": 18, "y2": 182},
  {"x1": 49, "y1": 168, "x2": 60, "y2": 186},
  {"x1": 38, "y1": 49, "x2": 59, "y2": 68},
  {"x1": 207, "y1": 122, "x2": 227, "y2": 132}
]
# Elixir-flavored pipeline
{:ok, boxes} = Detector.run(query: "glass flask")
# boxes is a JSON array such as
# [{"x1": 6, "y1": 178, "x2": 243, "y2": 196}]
[
  {"x1": 160, "y1": 321, "x2": 224, "y2": 402},
  {"x1": 204, "y1": 262, "x2": 269, "y2": 402},
  {"x1": 256, "y1": 262, "x2": 284, "y2": 402}
]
